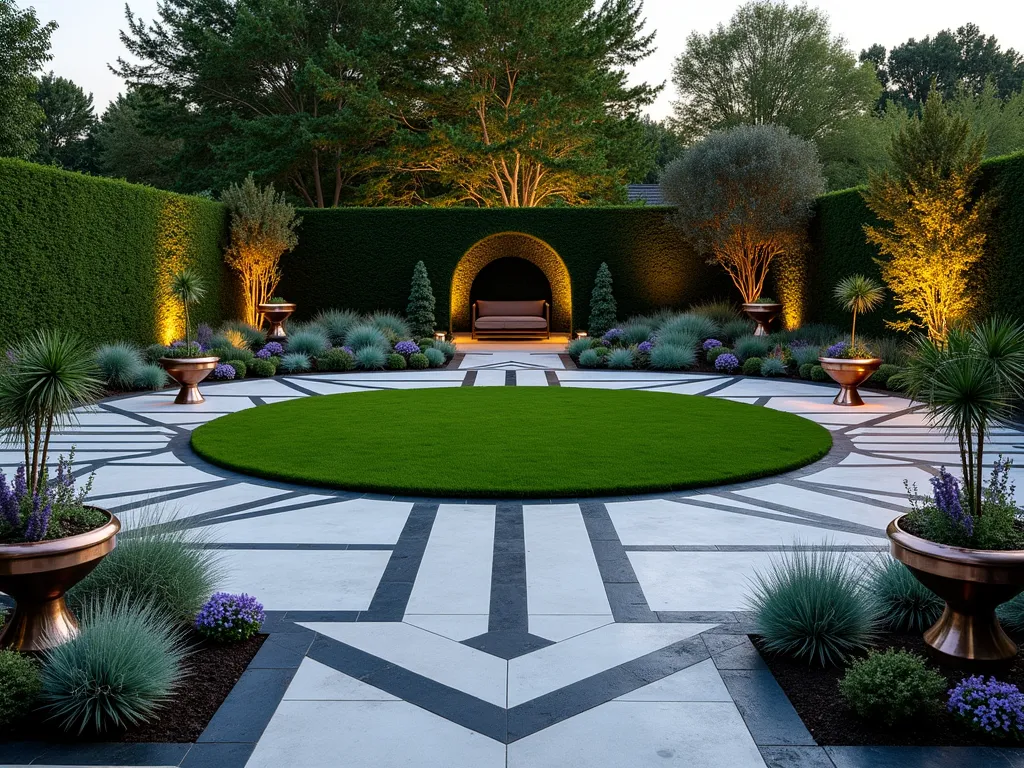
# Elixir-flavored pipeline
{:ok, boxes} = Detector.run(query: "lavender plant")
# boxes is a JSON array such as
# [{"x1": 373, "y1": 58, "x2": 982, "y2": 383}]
[
  {"x1": 394, "y1": 340, "x2": 421, "y2": 356},
  {"x1": 949, "y1": 676, "x2": 1024, "y2": 737},
  {"x1": 195, "y1": 592, "x2": 265, "y2": 643},
  {"x1": 0, "y1": 453, "x2": 101, "y2": 543}
]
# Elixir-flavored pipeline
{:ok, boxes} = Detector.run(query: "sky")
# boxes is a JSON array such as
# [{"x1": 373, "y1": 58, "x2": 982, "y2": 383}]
[{"x1": 26, "y1": 0, "x2": 1024, "y2": 121}]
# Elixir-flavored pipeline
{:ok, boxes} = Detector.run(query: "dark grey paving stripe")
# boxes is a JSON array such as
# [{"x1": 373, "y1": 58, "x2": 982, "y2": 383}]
[
  {"x1": 759, "y1": 746, "x2": 837, "y2": 768},
  {"x1": 713, "y1": 492, "x2": 886, "y2": 539},
  {"x1": 489, "y1": 503, "x2": 527, "y2": 632},
  {"x1": 506, "y1": 635, "x2": 710, "y2": 742},
  {"x1": 784, "y1": 478, "x2": 909, "y2": 514},
  {"x1": 755, "y1": 395, "x2": 772, "y2": 406},
  {"x1": 557, "y1": 353, "x2": 576, "y2": 369},
  {"x1": 720, "y1": 668, "x2": 816, "y2": 747},
  {"x1": 275, "y1": 378, "x2": 323, "y2": 396},
  {"x1": 306, "y1": 634, "x2": 507, "y2": 741},
  {"x1": 580, "y1": 502, "x2": 657, "y2": 622},
  {"x1": 545, "y1": 370, "x2": 560, "y2": 386},
  {"x1": 505, "y1": 370, "x2": 516, "y2": 386},
  {"x1": 663, "y1": 495, "x2": 881, "y2": 539},
  {"x1": 461, "y1": 370, "x2": 477, "y2": 386},
  {"x1": 362, "y1": 502, "x2": 438, "y2": 621},
  {"x1": 696, "y1": 376, "x2": 743, "y2": 396}
]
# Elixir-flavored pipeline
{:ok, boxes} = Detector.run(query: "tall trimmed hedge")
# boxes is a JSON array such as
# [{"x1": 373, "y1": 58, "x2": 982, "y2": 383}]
[
  {"x1": 796, "y1": 151, "x2": 1024, "y2": 337},
  {"x1": 0, "y1": 159, "x2": 231, "y2": 347},
  {"x1": 279, "y1": 207, "x2": 733, "y2": 331}
]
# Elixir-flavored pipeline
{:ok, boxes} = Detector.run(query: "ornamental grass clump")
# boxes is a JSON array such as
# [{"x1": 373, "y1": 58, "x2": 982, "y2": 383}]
[
  {"x1": 134, "y1": 364, "x2": 167, "y2": 391},
  {"x1": 650, "y1": 344, "x2": 695, "y2": 370},
  {"x1": 760, "y1": 357, "x2": 786, "y2": 377},
  {"x1": 369, "y1": 311, "x2": 411, "y2": 341},
  {"x1": 356, "y1": 347, "x2": 387, "y2": 370},
  {"x1": 220, "y1": 321, "x2": 265, "y2": 349},
  {"x1": 578, "y1": 348, "x2": 601, "y2": 368},
  {"x1": 620, "y1": 322, "x2": 653, "y2": 346},
  {"x1": 690, "y1": 299, "x2": 741, "y2": 325},
  {"x1": 839, "y1": 649, "x2": 946, "y2": 726},
  {"x1": 749, "y1": 547, "x2": 879, "y2": 666},
  {"x1": 286, "y1": 329, "x2": 329, "y2": 357},
  {"x1": 69, "y1": 506, "x2": 222, "y2": 623},
  {"x1": 721, "y1": 318, "x2": 756, "y2": 343},
  {"x1": 608, "y1": 348, "x2": 634, "y2": 369},
  {"x1": 345, "y1": 324, "x2": 389, "y2": 352},
  {"x1": 41, "y1": 598, "x2": 186, "y2": 734},
  {"x1": 95, "y1": 342, "x2": 143, "y2": 390},
  {"x1": 280, "y1": 352, "x2": 312, "y2": 373},
  {"x1": 0, "y1": 650, "x2": 40, "y2": 728},
  {"x1": 424, "y1": 347, "x2": 446, "y2": 368},
  {"x1": 733, "y1": 335, "x2": 771, "y2": 361},
  {"x1": 195, "y1": 592, "x2": 265, "y2": 643},
  {"x1": 433, "y1": 340, "x2": 456, "y2": 359},
  {"x1": 948, "y1": 676, "x2": 1024, "y2": 737},
  {"x1": 791, "y1": 345, "x2": 821, "y2": 367},
  {"x1": 314, "y1": 309, "x2": 360, "y2": 345},
  {"x1": 866, "y1": 555, "x2": 942, "y2": 633},
  {"x1": 661, "y1": 313, "x2": 719, "y2": 342},
  {"x1": 658, "y1": 330, "x2": 700, "y2": 351}
]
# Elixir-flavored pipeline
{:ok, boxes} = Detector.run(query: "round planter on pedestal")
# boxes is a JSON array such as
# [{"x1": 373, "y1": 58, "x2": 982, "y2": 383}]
[
  {"x1": 258, "y1": 302, "x2": 297, "y2": 342},
  {"x1": 818, "y1": 356, "x2": 882, "y2": 406},
  {"x1": 888, "y1": 515, "x2": 1024, "y2": 666},
  {"x1": 741, "y1": 303, "x2": 782, "y2": 337},
  {"x1": 0, "y1": 509, "x2": 120, "y2": 652},
  {"x1": 159, "y1": 356, "x2": 220, "y2": 405}
]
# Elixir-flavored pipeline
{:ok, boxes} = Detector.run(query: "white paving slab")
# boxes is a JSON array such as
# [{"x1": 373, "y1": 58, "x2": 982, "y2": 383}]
[
  {"x1": 617, "y1": 659, "x2": 732, "y2": 702},
  {"x1": 524, "y1": 504, "x2": 610, "y2": 616},
  {"x1": 206, "y1": 498, "x2": 413, "y2": 544}
]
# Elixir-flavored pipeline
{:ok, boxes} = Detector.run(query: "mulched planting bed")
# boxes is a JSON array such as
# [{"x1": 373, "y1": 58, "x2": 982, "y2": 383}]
[
  {"x1": 754, "y1": 632, "x2": 1024, "y2": 747},
  {"x1": 7, "y1": 632, "x2": 265, "y2": 744}
]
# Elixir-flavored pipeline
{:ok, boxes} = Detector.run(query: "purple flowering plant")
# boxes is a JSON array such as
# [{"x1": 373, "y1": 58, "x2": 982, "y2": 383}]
[
  {"x1": 195, "y1": 592, "x2": 266, "y2": 643},
  {"x1": 715, "y1": 353, "x2": 740, "y2": 372},
  {"x1": 637, "y1": 341, "x2": 653, "y2": 354},
  {"x1": 0, "y1": 452, "x2": 97, "y2": 543},
  {"x1": 602, "y1": 328, "x2": 623, "y2": 344},
  {"x1": 702, "y1": 338, "x2": 723, "y2": 351},
  {"x1": 260, "y1": 342, "x2": 284, "y2": 357},
  {"x1": 949, "y1": 676, "x2": 1024, "y2": 737},
  {"x1": 341, "y1": 346, "x2": 354, "y2": 355},
  {"x1": 211, "y1": 363, "x2": 236, "y2": 380},
  {"x1": 394, "y1": 340, "x2": 421, "y2": 356}
]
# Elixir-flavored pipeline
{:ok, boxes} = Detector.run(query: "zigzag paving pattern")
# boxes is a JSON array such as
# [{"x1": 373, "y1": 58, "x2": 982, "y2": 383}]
[{"x1": 4, "y1": 358, "x2": 1024, "y2": 767}]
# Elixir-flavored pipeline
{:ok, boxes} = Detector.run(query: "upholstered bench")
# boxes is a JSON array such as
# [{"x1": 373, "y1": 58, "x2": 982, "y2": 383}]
[{"x1": 472, "y1": 299, "x2": 550, "y2": 340}]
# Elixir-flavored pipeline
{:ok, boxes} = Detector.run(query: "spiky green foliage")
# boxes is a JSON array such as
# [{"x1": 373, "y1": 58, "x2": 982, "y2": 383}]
[
  {"x1": 721, "y1": 318, "x2": 756, "y2": 343},
  {"x1": 657, "y1": 330, "x2": 700, "y2": 350},
  {"x1": 407, "y1": 352, "x2": 429, "y2": 370},
  {"x1": 608, "y1": 348, "x2": 634, "y2": 369},
  {"x1": 0, "y1": 650, "x2": 40, "y2": 728},
  {"x1": 95, "y1": 342, "x2": 144, "y2": 390},
  {"x1": 345, "y1": 323, "x2": 389, "y2": 352},
  {"x1": 620, "y1": 322, "x2": 653, "y2": 346},
  {"x1": 650, "y1": 344, "x2": 695, "y2": 370},
  {"x1": 761, "y1": 358, "x2": 786, "y2": 377},
  {"x1": 997, "y1": 592, "x2": 1024, "y2": 632},
  {"x1": 578, "y1": 348, "x2": 601, "y2": 368},
  {"x1": 145, "y1": 344, "x2": 170, "y2": 364},
  {"x1": 834, "y1": 274, "x2": 885, "y2": 349},
  {"x1": 866, "y1": 336, "x2": 909, "y2": 367},
  {"x1": 169, "y1": 268, "x2": 206, "y2": 347},
  {"x1": 733, "y1": 335, "x2": 772, "y2": 361},
  {"x1": 69, "y1": 506, "x2": 221, "y2": 623},
  {"x1": 406, "y1": 261, "x2": 436, "y2": 338},
  {"x1": 40, "y1": 598, "x2": 186, "y2": 734},
  {"x1": 424, "y1": 347, "x2": 445, "y2": 368},
  {"x1": 313, "y1": 309, "x2": 360, "y2": 345},
  {"x1": 433, "y1": 340, "x2": 456, "y2": 359},
  {"x1": 286, "y1": 329, "x2": 329, "y2": 357},
  {"x1": 368, "y1": 311, "x2": 410, "y2": 341},
  {"x1": 588, "y1": 263, "x2": 617, "y2": 336},
  {"x1": 280, "y1": 352, "x2": 311, "y2": 372},
  {"x1": 865, "y1": 555, "x2": 942, "y2": 633},
  {"x1": 0, "y1": 329, "x2": 103, "y2": 494},
  {"x1": 750, "y1": 547, "x2": 879, "y2": 666},
  {"x1": 355, "y1": 346, "x2": 386, "y2": 370},
  {"x1": 134, "y1": 363, "x2": 168, "y2": 391},
  {"x1": 791, "y1": 345, "x2": 821, "y2": 366},
  {"x1": 220, "y1": 320, "x2": 265, "y2": 348},
  {"x1": 660, "y1": 313, "x2": 719, "y2": 341},
  {"x1": 839, "y1": 650, "x2": 945, "y2": 726},
  {"x1": 568, "y1": 338, "x2": 592, "y2": 357},
  {"x1": 690, "y1": 299, "x2": 741, "y2": 325}
]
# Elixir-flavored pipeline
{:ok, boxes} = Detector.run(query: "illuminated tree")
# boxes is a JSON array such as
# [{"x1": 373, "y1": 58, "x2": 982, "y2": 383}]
[
  {"x1": 220, "y1": 176, "x2": 301, "y2": 326},
  {"x1": 661, "y1": 124, "x2": 824, "y2": 305},
  {"x1": 862, "y1": 90, "x2": 991, "y2": 341},
  {"x1": 588, "y1": 263, "x2": 617, "y2": 336},
  {"x1": 406, "y1": 261, "x2": 436, "y2": 338}
]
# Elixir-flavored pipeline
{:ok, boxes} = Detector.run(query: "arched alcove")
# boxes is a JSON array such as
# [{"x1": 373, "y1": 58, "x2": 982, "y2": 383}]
[{"x1": 450, "y1": 232, "x2": 572, "y2": 333}]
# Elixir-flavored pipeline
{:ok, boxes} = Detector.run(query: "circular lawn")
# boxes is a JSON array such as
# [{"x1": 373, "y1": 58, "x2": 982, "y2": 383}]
[{"x1": 190, "y1": 387, "x2": 831, "y2": 498}]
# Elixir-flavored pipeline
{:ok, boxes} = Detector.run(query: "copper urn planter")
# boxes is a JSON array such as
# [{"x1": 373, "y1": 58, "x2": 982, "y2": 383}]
[
  {"x1": 818, "y1": 356, "x2": 882, "y2": 406},
  {"x1": 159, "y1": 356, "x2": 220, "y2": 404},
  {"x1": 0, "y1": 509, "x2": 120, "y2": 652},
  {"x1": 741, "y1": 302, "x2": 782, "y2": 337},
  {"x1": 888, "y1": 516, "x2": 1024, "y2": 666},
  {"x1": 258, "y1": 302, "x2": 297, "y2": 341}
]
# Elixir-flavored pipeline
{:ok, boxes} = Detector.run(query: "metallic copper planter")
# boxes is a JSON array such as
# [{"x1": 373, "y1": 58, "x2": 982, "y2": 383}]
[
  {"x1": 257, "y1": 302, "x2": 297, "y2": 341},
  {"x1": 0, "y1": 509, "x2": 120, "y2": 652},
  {"x1": 741, "y1": 303, "x2": 782, "y2": 337},
  {"x1": 159, "y1": 356, "x2": 219, "y2": 405},
  {"x1": 888, "y1": 516, "x2": 1024, "y2": 666},
  {"x1": 818, "y1": 356, "x2": 882, "y2": 406}
]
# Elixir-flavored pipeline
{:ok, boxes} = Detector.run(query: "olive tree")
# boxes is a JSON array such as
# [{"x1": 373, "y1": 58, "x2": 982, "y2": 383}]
[{"x1": 661, "y1": 124, "x2": 824, "y2": 305}]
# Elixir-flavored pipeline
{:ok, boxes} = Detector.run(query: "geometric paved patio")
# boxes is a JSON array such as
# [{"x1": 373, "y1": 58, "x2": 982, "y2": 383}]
[{"x1": 4, "y1": 349, "x2": 1024, "y2": 767}]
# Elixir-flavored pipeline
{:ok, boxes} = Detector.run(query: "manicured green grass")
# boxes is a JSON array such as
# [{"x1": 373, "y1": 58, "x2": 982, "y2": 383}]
[{"x1": 191, "y1": 388, "x2": 831, "y2": 498}]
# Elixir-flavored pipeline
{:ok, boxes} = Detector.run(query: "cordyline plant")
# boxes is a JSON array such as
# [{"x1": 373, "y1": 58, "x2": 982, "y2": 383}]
[
  {"x1": 221, "y1": 175, "x2": 301, "y2": 327},
  {"x1": 0, "y1": 331, "x2": 102, "y2": 496},
  {"x1": 895, "y1": 316, "x2": 1024, "y2": 519},
  {"x1": 833, "y1": 274, "x2": 885, "y2": 353},
  {"x1": 661, "y1": 124, "x2": 824, "y2": 304},
  {"x1": 169, "y1": 268, "x2": 206, "y2": 353}
]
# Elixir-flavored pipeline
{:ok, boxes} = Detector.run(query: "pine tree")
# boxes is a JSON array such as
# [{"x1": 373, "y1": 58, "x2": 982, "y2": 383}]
[
  {"x1": 588, "y1": 263, "x2": 617, "y2": 336},
  {"x1": 406, "y1": 260, "x2": 436, "y2": 338}
]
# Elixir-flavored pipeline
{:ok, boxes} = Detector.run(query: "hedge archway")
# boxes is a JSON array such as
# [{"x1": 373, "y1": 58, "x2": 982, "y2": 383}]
[{"x1": 449, "y1": 232, "x2": 572, "y2": 332}]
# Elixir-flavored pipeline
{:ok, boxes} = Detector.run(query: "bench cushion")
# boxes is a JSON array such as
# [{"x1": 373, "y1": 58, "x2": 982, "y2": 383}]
[
  {"x1": 474, "y1": 316, "x2": 548, "y2": 330},
  {"x1": 476, "y1": 299, "x2": 546, "y2": 318}
]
